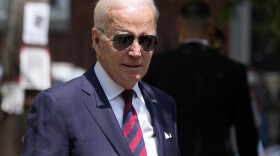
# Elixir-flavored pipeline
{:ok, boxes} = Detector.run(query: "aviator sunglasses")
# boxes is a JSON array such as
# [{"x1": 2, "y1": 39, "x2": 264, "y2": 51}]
[{"x1": 98, "y1": 28, "x2": 158, "y2": 51}]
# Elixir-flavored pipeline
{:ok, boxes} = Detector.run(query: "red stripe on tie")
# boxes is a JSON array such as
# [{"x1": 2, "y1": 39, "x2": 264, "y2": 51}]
[
  {"x1": 139, "y1": 146, "x2": 147, "y2": 156},
  {"x1": 123, "y1": 115, "x2": 137, "y2": 137},
  {"x1": 129, "y1": 127, "x2": 143, "y2": 152}
]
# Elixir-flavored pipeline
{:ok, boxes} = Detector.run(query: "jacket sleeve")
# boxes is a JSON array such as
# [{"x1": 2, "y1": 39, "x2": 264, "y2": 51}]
[
  {"x1": 233, "y1": 65, "x2": 259, "y2": 156},
  {"x1": 22, "y1": 91, "x2": 69, "y2": 156}
]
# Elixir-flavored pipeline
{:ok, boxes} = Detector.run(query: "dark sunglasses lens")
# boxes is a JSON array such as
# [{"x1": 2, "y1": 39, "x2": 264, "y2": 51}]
[
  {"x1": 139, "y1": 35, "x2": 158, "y2": 51},
  {"x1": 113, "y1": 34, "x2": 134, "y2": 50}
]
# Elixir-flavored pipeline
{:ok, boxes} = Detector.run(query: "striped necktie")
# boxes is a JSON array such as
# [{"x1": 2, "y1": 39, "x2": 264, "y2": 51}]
[{"x1": 122, "y1": 90, "x2": 147, "y2": 156}]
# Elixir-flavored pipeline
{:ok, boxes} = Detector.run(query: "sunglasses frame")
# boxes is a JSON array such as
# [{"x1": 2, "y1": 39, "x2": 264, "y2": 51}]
[{"x1": 97, "y1": 28, "x2": 158, "y2": 51}]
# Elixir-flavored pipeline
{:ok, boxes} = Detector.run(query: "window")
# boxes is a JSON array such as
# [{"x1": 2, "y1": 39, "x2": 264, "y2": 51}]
[{"x1": 49, "y1": 0, "x2": 71, "y2": 33}]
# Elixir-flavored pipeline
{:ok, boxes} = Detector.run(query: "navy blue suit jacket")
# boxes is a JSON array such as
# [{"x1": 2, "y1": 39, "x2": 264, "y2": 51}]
[{"x1": 22, "y1": 65, "x2": 179, "y2": 156}]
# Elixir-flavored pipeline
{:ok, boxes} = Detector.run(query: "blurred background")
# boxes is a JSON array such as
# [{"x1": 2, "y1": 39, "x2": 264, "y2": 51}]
[{"x1": 0, "y1": 0, "x2": 279, "y2": 155}]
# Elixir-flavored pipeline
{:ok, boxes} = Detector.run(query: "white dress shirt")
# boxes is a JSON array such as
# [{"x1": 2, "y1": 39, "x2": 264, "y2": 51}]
[{"x1": 94, "y1": 61, "x2": 158, "y2": 156}]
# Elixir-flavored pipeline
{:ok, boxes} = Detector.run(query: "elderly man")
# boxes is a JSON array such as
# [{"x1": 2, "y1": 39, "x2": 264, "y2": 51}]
[{"x1": 21, "y1": 0, "x2": 179, "y2": 156}]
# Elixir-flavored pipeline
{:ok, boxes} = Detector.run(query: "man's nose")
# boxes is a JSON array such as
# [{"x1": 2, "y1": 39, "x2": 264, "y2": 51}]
[{"x1": 128, "y1": 40, "x2": 142, "y2": 56}]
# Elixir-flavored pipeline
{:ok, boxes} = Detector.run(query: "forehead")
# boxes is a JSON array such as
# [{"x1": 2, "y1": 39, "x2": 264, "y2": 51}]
[{"x1": 106, "y1": 3, "x2": 154, "y2": 31}]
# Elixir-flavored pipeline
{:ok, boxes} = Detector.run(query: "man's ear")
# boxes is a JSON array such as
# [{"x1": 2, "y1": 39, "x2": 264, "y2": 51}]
[{"x1": 92, "y1": 28, "x2": 100, "y2": 50}]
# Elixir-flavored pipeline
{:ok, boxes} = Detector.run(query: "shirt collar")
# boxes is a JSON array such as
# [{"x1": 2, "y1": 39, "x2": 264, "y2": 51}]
[
  {"x1": 184, "y1": 38, "x2": 209, "y2": 46},
  {"x1": 94, "y1": 61, "x2": 141, "y2": 100}
]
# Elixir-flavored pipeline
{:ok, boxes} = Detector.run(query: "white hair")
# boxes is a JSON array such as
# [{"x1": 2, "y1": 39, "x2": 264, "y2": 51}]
[{"x1": 93, "y1": 0, "x2": 159, "y2": 31}]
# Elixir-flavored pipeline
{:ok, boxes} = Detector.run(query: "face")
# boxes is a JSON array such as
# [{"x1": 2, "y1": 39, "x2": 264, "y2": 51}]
[{"x1": 92, "y1": 3, "x2": 155, "y2": 89}]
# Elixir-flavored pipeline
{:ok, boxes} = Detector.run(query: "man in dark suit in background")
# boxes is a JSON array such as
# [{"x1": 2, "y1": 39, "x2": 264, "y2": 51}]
[
  {"x1": 144, "y1": 1, "x2": 258, "y2": 156},
  {"x1": 22, "y1": 0, "x2": 179, "y2": 155}
]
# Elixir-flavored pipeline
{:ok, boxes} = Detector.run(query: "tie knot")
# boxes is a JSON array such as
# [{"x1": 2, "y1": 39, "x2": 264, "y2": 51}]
[{"x1": 122, "y1": 89, "x2": 134, "y2": 102}]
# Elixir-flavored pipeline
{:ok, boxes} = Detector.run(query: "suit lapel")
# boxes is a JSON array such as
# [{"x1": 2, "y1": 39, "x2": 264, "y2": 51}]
[
  {"x1": 81, "y1": 67, "x2": 132, "y2": 156},
  {"x1": 139, "y1": 82, "x2": 166, "y2": 156}
]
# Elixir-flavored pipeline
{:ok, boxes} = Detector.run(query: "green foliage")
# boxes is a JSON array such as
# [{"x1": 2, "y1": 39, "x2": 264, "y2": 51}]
[
  {"x1": 251, "y1": 0, "x2": 280, "y2": 53},
  {"x1": 215, "y1": 0, "x2": 244, "y2": 24}
]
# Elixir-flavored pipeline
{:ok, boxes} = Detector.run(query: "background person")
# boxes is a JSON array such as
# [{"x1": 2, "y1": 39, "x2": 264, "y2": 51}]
[{"x1": 144, "y1": 1, "x2": 259, "y2": 156}]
